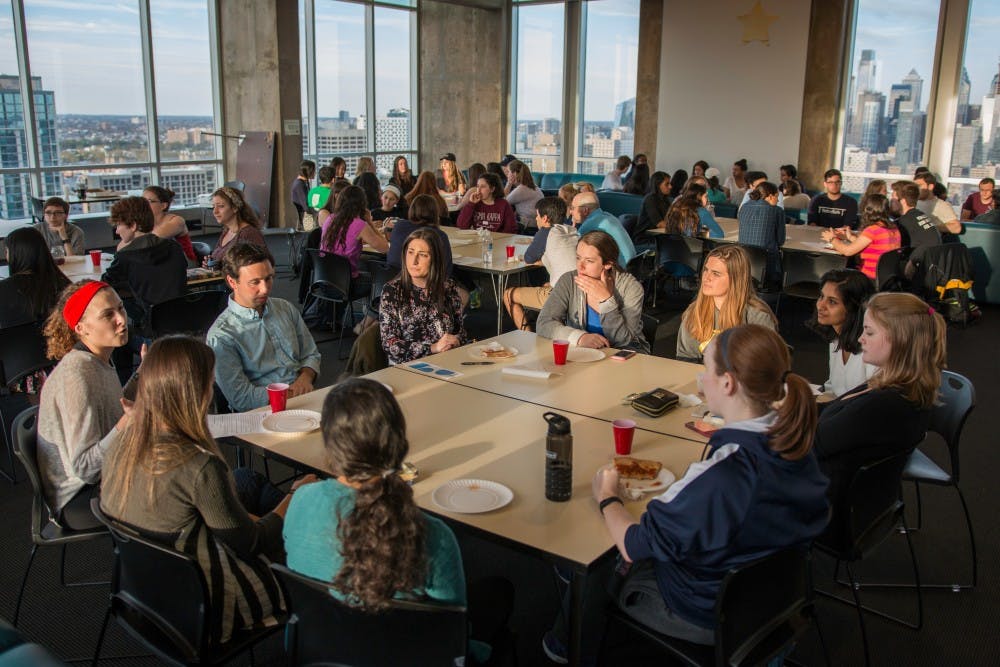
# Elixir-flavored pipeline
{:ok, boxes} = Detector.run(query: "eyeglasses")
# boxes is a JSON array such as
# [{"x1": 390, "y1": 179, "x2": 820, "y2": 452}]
[
  {"x1": 826, "y1": 180, "x2": 842, "y2": 185},
  {"x1": 143, "y1": 198, "x2": 162, "y2": 204},
  {"x1": 44, "y1": 210, "x2": 67, "y2": 216}
]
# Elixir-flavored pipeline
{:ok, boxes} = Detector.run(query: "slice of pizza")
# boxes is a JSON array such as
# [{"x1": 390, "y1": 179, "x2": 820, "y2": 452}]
[{"x1": 613, "y1": 456, "x2": 663, "y2": 481}]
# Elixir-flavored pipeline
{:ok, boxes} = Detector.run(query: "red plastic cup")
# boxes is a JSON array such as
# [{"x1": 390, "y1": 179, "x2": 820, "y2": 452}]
[
  {"x1": 613, "y1": 419, "x2": 636, "y2": 455},
  {"x1": 506, "y1": 245, "x2": 515, "y2": 260},
  {"x1": 89, "y1": 250, "x2": 102, "y2": 268},
  {"x1": 267, "y1": 382, "x2": 289, "y2": 413},
  {"x1": 552, "y1": 339, "x2": 570, "y2": 365}
]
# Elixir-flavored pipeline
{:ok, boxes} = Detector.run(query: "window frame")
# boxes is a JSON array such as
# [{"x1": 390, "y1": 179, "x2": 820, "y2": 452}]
[{"x1": 0, "y1": 0, "x2": 224, "y2": 216}]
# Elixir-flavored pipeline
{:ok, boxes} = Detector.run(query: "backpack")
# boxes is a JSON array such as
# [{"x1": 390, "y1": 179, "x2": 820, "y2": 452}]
[{"x1": 922, "y1": 243, "x2": 980, "y2": 325}]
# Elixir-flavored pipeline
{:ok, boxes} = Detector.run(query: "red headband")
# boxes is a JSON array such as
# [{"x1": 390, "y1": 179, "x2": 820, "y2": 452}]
[{"x1": 62, "y1": 281, "x2": 110, "y2": 329}]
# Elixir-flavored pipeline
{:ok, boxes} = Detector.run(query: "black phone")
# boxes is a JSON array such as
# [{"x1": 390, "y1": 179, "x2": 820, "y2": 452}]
[{"x1": 610, "y1": 349, "x2": 636, "y2": 362}]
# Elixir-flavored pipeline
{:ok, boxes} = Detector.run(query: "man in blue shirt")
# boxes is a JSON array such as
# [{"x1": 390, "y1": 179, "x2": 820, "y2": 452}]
[
  {"x1": 208, "y1": 243, "x2": 321, "y2": 412},
  {"x1": 571, "y1": 191, "x2": 636, "y2": 267}
]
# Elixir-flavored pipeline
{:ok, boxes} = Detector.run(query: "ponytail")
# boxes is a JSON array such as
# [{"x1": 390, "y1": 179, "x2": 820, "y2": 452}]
[{"x1": 769, "y1": 372, "x2": 817, "y2": 460}]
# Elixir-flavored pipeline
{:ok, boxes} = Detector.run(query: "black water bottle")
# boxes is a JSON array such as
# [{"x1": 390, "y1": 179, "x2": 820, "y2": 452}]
[{"x1": 544, "y1": 411, "x2": 572, "y2": 502}]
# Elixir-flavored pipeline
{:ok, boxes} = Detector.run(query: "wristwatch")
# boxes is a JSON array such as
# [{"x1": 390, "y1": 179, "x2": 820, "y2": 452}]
[{"x1": 599, "y1": 496, "x2": 624, "y2": 515}]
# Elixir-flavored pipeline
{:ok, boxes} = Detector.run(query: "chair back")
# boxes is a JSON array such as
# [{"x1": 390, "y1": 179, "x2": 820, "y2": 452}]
[
  {"x1": 307, "y1": 249, "x2": 353, "y2": 303},
  {"x1": 655, "y1": 234, "x2": 702, "y2": 274},
  {"x1": 876, "y1": 247, "x2": 911, "y2": 291},
  {"x1": 739, "y1": 244, "x2": 769, "y2": 289},
  {"x1": 780, "y1": 251, "x2": 832, "y2": 299},
  {"x1": 149, "y1": 291, "x2": 229, "y2": 339},
  {"x1": 368, "y1": 261, "x2": 400, "y2": 315},
  {"x1": 90, "y1": 500, "x2": 211, "y2": 663},
  {"x1": 271, "y1": 563, "x2": 467, "y2": 667},
  {"x1": 191, "y1": 241, "x2": 213, "y2": 264},
  {"x1": 223, "y1": 180, "x2": 245, "y2": 192},
  {"x1": 0, "y1": 322, "x2": 52, "y2": 388},
  {"x1": 641, "y1": 313, "x2": 659, "y2": 349},
  {"x1": 11, "y1": 407, "x2": 56, "y2": 540},
  {"x1": 931, "y1": 370, "x2": 975, "y2": 483},
  {"x1": 715, "y1": 548, "x2": 813, "y2": 666},
  {"x1": 846, "y1": 450, "x2": 911, "y2": 560},
  {"x1": 625, "y1": 248, "x2": 657, "y2": 284}
]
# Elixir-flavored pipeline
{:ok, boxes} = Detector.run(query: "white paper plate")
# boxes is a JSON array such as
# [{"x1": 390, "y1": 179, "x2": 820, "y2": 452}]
[
  {"x1": 381, "y1": 382, "x2": 394, "y2": 393},
  {"x1": 432, "y1": 479, "x2": 513, "y2": 513},
  {"x1": 454, "y1": 229, "x2": 479, "y2": 236},
  {"x1": 566, "y1": 347, "x2": 605, "y2": 363},
  {"x1": 62, "y1": 255, "x2": 85, "y2": 263},
  {"x1": 261, "y1": 409, "x2": 321, "y2": 436},
  {"x1": 469, "y1": 344, "x2": 518, "y2": 361},
  {"x1": 621, "y1": 468, "x2": 676, "y2": 496}
]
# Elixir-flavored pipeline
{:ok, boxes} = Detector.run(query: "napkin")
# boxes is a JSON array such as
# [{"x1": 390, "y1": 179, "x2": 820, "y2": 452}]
[
  {"x1": 677, "y1": 393, "x2": 702, "y2": 408},
  {"x1": 501, "y1": 366, "x2": 552, "y2": 379}
]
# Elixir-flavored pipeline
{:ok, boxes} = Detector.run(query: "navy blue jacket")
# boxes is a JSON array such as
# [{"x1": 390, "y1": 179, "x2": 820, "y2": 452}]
[{"x1": 623, "y1": 417, "x2": 829, "y2": 629}]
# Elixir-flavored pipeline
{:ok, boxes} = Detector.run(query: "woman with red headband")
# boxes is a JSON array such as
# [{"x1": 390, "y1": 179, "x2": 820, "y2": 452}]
[{"x1": 37, "y1": 280, "x2": 133, "y2": 529}]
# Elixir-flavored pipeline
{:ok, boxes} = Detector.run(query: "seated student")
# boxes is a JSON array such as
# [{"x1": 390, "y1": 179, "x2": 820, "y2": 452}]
[
  {"x1": 778, "y1": 163, "x2": 801, "y2": 194},
  {"x1": 536, "y1": 231, "x2": 648, "y2": 352},
  {"x1": 101, "y1": 336, "x2": 314, "y2": 644},
  {"x1": 206, "y1": 186, "x2": 267, "y2": 265},
  {"x1": 390, "y1": 155, "x2": 416, "y2": 199},
  {"x1": 572, "y1": 191, "x2": 636, "y2": 267},
  {"x1": 291, "y1": 159, "x2": 315, "y2": 228},
  {"x1": 0, "y1": 226, "x2": 69, "y2": 329},
  {"x1": 859, "y1": 179, "x2": 887, "y2": 214},
  {"x1": 704, "y1": 167, "x2": 728, "y2": 205},
  {"x1": 37, "y1": 281, "x2": 132, "y2": 529},
  {"x1": 960, "y1": 177, "x2": 995, "y2": 221},
  {"x1": 821, "y1": 193, "x2": 901, "y2": 281},
  {"x1": 371, "y1": 184, "x2": 405, "y2": 223},
  {"x1": 320, "y1": 184, "x2": 389, "y2": 306},
  {"x1": 738, "y1": 171, "x2": 784, "y2": 210},
  {"x1": 504, "y1": 159, "x2": 544, "y2": 225},
  {"x1": 691, "y1": 159, "x2": 708, "y2": 178},
  {"x1": 635, "y1": 171, "x2": 672, "y2": 238},
  {"x1": 436, "y1": 152, "x2": 467, "y2": 196},
  {"x1": 601, "y1": 155, "x2": 631, "y2": 191},
  {"x1": 558, "y1": 183, "x2": 579, "y2": 212},
  {"x1": 283, "y1": 378, "x2": 512, "y2": 664},
  {"x1": 622, "y1": 162, "x2": 650, "y2": 196},
  {"x1": 405, "y1": 170, "x2": 451, "y2": 223},
  {"x1": 455, "y1": 173, "x2": 517, "y2": 234},
  {"x1": 102, "y1": 196, "x2": 188, "y2": 332},
  {"x1": 806, "y1": 269, "x2": 877, "y2": 397},
  {"x1": 738, "y1": 181, "x2": 786, "y2": 285},
  {"x1": 544, "y1": 324, "x2": 829, "y2": 662},
  {"x1": 891, "y1": 180, "x2": 941, "y2": 279},
  {"x1": 808, "y1": 168, "x2": 859, "y2": 229},
  {"x1": 914, "y1": 172, "x2": 963, "y2": 234},
  {"x1": 354, "y1": 171, "x2": 383, "y2": 210},
  {"x1": 307, "y1": 165, "x2": 336, "y2": 227},
  {"x1": 34, "y1": 196, "x2": 85, "y2": 256},
  {"x1": 503, "y1": 196, "x2": 578, "y2": 331},
  {"x1": 781, "y1": 178, "x2": 811, "y2": 210},
  {"x1": 722, "y1": 158, "x2": 749, "y2": 205},
  {"x1": 663, "y1": 182, "x2": 724, "y2": 239},
  {"x1": 143, "y1": 186, "x2": 197, "y2": 266},
  {"x1": 814, "y1": 293, "x2": 945, "y2": 547},
  {"x1": 380, "y1": 228, "x2": 466, "y2": 365},
  {"x1": 676, "y1": 245, "x2": 777, "y2": 362},
  {"x1": 207, "y1": 244, "x2": 321, "y2": 412},
  {"x1": 386, "y1": 194, "x2": 453, "y2": 276}
]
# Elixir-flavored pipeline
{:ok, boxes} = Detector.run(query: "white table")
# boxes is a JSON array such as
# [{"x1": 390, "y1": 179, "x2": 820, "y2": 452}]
[{"x1": 648, "y1": 216, "x2": 842, "y2": 256}]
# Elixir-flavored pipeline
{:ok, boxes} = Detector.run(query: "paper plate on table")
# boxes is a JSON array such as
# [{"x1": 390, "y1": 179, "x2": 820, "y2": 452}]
[
  {"x1": 566, "y1": 347, "x2": 605, "y2": 363},
  {"x1": 621, "y1": 468, "x2": 677, "y2": 496},
  {"x1": 469, "y1": 344, "x2": 518, "y2": 360},
  {"x1": 261, "y1": 410, "x2": 321, "y2": 436},
  {"x1": 432, "y1": 479, "x2": 513, "y2": 513},
  {"x1": 62, "y1": 255, "x2": 85, "y2": 263},
  {"x1": 455, "y1": 229, "x2": 479, "y2": 236}
]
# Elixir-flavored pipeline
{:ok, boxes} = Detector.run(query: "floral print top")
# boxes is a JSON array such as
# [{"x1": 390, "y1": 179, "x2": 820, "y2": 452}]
[{"x1": 379, "y1": 278, "x2": 466, "y2": 365}]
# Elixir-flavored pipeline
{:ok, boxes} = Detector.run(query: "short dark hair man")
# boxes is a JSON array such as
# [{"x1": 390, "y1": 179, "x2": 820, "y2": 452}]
[
  {"x1": 601, "y1": 155, "x2": 632, "y2": 191},
  {"x1": 207, "y1": 243, "x2": 321, "y2": 412},
  {"x1": 913, "y1": 172, "x2": 962, "y2": 234},
  {"x1": 807, "y1": 168, "x2": 858, "y2": 228},
  {"x1": 890, "y1": 180, "x2": 941, "y2": 279},
  {"x1": 34, "y1": 196, "x2": 85, "y2": 255}
]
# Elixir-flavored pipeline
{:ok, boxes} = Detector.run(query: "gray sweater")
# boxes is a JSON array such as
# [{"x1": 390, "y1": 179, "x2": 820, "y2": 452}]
[
  {"x1": 675, "y1": 304, "x2": 777, "y2": 361},
  {"x1": 37, "y1": 348, "x2": 123, "y2": 512},
  {"x1": 537, "y1": 270, "x2": 649, "y2": 353}
]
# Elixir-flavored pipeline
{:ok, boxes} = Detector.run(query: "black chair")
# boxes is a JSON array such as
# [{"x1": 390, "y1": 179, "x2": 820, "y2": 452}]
[
  {"x1": 10, "y1": 407, "x2": 109, "y2": 627},
  {"x1": 149, "y1": 290, "x2": 229, "y2": 339},
  {"x1": 191, "y1": 241, "x2": 213, "y2": 265},
  {"x1": 90, "y1": 501, "x2": 284, "y2": 667},
  {"x1": 223, "y1": 179, "x2": 245, "y2": 192},
  {"x1": 270, "y1": 563, "x2": 467, "y2": 667},
  {"x1": 600, "y1": 548, "x2": 823, "y2": 667},
  {"x1": 641, "y1": 313, "x2": 659, "y2": 352},
  {"x1": 814, "y1": 451, "x2": 922, "y2": 667},
  {"x1": 366, "y1": 261, "x2": 400, "y2": 320},
  {"x1": 307, "y1": 249, "x2": 357, "y2": 359},
  {"x1": 712, "y1": 203, "x2": 737, "y2": 218},
  {"x1": 625, "y1": 249, "x2": 658, "y2": 307},
  {"x1": 874, "y1": 246, "x2": 911, "y2": 292},
  {"x1": 655, "y1": 234, "x2": 703, "y2": 293},
  {"x1": 1, "y1": 321, "x2": 52, "y2": 483}
]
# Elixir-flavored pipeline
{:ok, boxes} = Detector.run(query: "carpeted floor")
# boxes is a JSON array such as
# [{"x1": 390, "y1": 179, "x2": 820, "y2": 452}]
[{"x1": 1, "y1": 232, "x2": 997, "y2": 665}]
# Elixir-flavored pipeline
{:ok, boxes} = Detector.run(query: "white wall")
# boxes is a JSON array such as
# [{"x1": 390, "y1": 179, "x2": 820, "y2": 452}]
[{"x1": 655, "y1": 0, "x2": 811, "y2": 179}]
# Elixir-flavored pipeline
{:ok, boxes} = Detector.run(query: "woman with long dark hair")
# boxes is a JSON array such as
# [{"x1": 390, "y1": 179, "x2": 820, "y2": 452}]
[
  {"x1": 386, "y1": 194, "x2": 453, "y2": 275},
  {"x1": 635, "y1": 171, "x2": 671, "y2": 237},
  {"x1": 379, "y1": 228, "x2": 466, "y2": 364},
  {"x1": 320, "y1": 184, "x2": 389, "y2": 281},
  {"x1": 821, "y1": 193, "x2": 901, "y2": 280},
  {"x1": 354, "y1": 171, "x2": 383, "y2": 210},
  {"x1": 806, "y1": 269, "x2": 876, "y2": 397},
  {"x1": 206, "y1": 186, "x2": 266, "y2": 265},
  {"x1": 390, "y1": 155, "x2": 415, "y2": 198},
  {"x1": 404, "y1": 171, "x2": 450, "y2": 222},
  {"x1": 504, "y1": 159, "x2": 543, "y2": 224},
  {"x1": 101, "y1": 336, "x2": 304, "y2": 644},
  {"x1": 622, "y1": 163, "x2": 651, "y2": 195},
  {"x1": 455, "y1": 174, "x2": 517, "y2": 233},
  {"x1": 0, "y1": 226, "x2": 70, "y2": 328}
]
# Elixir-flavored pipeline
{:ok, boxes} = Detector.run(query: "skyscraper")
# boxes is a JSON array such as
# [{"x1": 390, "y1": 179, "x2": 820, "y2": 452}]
[
  {"x1": 0, "y1": 75, "x2": 59, "y2": 219},
  {"x1": 957, "y1": 67, "x2": 971, "y2": 126}
]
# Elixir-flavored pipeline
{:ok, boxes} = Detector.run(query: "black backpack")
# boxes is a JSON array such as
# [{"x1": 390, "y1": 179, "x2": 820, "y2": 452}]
[{"x1": 922, "y1": 243, "x2": 980, "y2": 325}]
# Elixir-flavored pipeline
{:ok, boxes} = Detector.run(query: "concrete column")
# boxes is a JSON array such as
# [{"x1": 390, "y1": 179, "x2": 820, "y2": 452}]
[
  {"x1": 418, "y1": 0, "x2": 505, "y2": 171},
  {"x1": 218, "y1": 0, "x2": 302, "y2": 229},
  {"x1": 634, "y1": 0, "x2": 663, "y2": 169},
  {"x1": 797, "y1": 0, "x2": 849, "y2": 190}
]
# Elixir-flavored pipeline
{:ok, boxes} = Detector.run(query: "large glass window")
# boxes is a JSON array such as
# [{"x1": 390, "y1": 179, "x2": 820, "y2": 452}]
[
  {"x1": 0, "y1": 2, "x2": 29, "y2": 218},
  {"x1": 511, "y1": 2, "x2": 564, "y2": 174},
  {"x1": 302, "y1": 0, "x2": 417, "y2": 181},
  {"x1": 576, "y1": 0, "x2": 639, "y2": 176},
  {"x1": 839, "y1": 0, "x2": 940, "y2": 193},
  {"x1": 947, "y1": 0, "x2": 1000, "y2": 211}
]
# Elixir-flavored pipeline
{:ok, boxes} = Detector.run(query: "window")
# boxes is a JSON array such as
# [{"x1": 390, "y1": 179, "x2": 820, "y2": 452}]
[
  {"x1": 576, "y1": 0, "x2": 639, "y2": 176},
  {"x1": 947, "y1": 0, "x2": 1000, "y2": 210},
  {"x1": 838, "y1": 0, "x2": 940, "y2": 193},
  {"x1": 511, "y1": 2, "x2": 564, "y2": 173},
  {"x1": 0, "y1": 0, "x2": 222, "y2": 220},
  {"x1": 300, "y1": 0, "x2": 417, "y2": 182}
]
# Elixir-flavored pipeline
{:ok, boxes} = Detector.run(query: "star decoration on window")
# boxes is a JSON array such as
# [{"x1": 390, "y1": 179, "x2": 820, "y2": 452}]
[{"x1": 738, "y1": 1, "x2": 778, "y2": 46}]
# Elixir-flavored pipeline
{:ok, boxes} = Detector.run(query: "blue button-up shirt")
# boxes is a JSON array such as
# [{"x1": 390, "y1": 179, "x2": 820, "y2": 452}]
[
  {"x1": 578, "y1": 208, "x2": 637, "y2": 267},
  {"x1": 207, "y1": 296, "x2": 322, "y2": 412}
]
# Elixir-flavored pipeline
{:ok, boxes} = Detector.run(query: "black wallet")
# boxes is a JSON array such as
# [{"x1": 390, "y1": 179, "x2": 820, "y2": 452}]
[{"x1": 631, "y1": 388, "x2": 680, "y2": 418}]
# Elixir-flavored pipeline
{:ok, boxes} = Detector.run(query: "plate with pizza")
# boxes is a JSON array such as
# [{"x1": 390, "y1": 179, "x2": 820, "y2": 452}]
[
  {"x1": 613, "y1": 457, "x2": 676, "y2": 497},
  {"x1": 469, "y1": 342, "x2": 519, "y2": 360}
]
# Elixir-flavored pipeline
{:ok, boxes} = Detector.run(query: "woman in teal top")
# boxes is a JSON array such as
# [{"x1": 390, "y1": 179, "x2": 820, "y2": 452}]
[{"x1": 283, "y1": 378, "x2": 511, "y2": 663}]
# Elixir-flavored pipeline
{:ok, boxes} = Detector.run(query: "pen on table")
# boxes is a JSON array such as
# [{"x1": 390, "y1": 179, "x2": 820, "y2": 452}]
[{"x1": 461, "y1": 361, "x2": 494, "y2": 366}]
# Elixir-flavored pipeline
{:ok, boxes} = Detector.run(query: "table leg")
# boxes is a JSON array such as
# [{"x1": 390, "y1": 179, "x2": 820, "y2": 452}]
[
  {"x1": 568, "y1": 571, "x2": 585, "y2": 666},
  {"x1": 494, "y1": 273, "x2": 508, "y2": 336}
]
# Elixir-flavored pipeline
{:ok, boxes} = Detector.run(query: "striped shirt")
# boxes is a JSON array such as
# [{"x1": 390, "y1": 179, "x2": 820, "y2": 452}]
[{"x1": 859, "y1": 224, "x2": 901, "y2": 279}]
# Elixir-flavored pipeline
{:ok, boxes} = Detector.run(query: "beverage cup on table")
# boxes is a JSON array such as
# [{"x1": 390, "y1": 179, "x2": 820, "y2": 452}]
[
  {"x1": 89, "y1": 250, "x2": 102, "y2": 268},
  {"x1": 267, "y1": 382, "x2": 289, "y2": 413},
  {"x1": 613, "y1": 419, "x2": 636, "y2": 455},
  {"x1": 506, "y1": 245, "x2": 515, "y2": 260},
  {"x1": 552, "y1": 339, "x2": 570, "y2": 365}
]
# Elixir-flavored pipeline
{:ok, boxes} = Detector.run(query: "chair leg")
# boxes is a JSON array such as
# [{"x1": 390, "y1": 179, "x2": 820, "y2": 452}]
[
  {"x1": 913, "y1": 481, "x2": 923, "y2": 530},
  {"x1": 902, "y1": 520, "x2": 923, "y2": 630},
  {"x1": 845, "y1": 563, "x2": 871, "y2": 667},
  {"x1": 956, "y1": 485, "x2": 978, "y2": 588},
  {"x1": 92, "y1": 606, "x2": 111, "y2": 666},
  {"x1": 13, "y1": 544, "x2": 38, "y2": 626}
]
